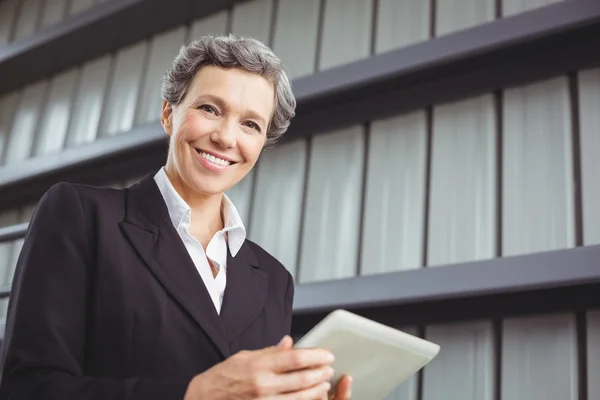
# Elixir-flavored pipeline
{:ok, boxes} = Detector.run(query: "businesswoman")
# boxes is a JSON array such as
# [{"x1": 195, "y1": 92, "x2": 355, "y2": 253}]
[{"x1": 0, "y1": 35, "x2": 351, "y2": 399}]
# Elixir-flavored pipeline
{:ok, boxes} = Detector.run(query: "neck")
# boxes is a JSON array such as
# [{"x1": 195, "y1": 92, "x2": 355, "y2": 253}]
[{"x1": 164, "y1": 165, "x2": 224, "y2": 245}]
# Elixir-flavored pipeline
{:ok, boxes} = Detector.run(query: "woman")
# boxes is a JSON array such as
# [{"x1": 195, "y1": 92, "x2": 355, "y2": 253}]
[{"x1": 0, "y1": 35, "x2": 352, "y2": 399}]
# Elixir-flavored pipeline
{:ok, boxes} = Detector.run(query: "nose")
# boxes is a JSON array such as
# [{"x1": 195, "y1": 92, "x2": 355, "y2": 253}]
[{"x1": 210, "y1": 118, "x2": 237, "y2": 149}]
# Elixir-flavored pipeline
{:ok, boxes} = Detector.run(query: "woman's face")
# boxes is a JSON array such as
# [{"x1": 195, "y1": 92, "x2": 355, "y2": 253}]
[{"x1": 161, "y1": 65, "x2": 274, "y2": 197}]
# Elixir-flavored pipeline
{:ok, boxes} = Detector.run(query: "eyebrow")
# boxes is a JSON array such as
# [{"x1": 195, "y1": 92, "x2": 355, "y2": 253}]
[{"x1": 194, "y1": 94, "x2": 268, "y2": 127}]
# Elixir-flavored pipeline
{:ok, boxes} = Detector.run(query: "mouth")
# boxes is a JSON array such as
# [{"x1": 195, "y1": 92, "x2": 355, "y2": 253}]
[{"x1": 194, "y1": 148, "x2": 237, "y2": 169}]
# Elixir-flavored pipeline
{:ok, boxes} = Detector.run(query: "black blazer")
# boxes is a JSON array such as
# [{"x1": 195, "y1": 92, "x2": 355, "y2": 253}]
[{"x1": 0, "y1": 174, "x2": 294, "y2": 400}]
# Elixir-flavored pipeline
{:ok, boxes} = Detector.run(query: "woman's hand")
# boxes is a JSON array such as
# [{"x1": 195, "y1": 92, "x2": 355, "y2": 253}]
[{"x1": 184, "y1": 336, "x2": 336, "y2": 399}]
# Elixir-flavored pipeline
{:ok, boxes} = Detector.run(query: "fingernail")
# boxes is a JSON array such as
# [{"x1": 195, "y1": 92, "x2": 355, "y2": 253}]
[
  {"x1": 325, "y1": 366, "x2": 335, "y2": 377},
  {"x1": 323, "y1": 382, "x2": 331, "y2": 391},
  {"x1": 326, "y1": 352, "x2": 335, "y2": 362},
  {"x1": 278, "y1": 335, "x2": 288, "y2": 345}
]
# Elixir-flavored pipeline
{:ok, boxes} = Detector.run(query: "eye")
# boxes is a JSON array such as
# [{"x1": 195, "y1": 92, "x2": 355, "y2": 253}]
[
  {"x1": 197, "y1": 104, "x2": 218, "y2": 115},
  {"x1": 243, "y1": 121, "x2": 262, "y2": 133}
]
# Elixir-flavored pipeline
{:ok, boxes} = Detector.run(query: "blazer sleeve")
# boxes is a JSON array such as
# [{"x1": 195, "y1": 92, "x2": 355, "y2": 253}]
[
  {"x1": 283, "y1": 270, "x2": 295, "y2": 336},
  {"x1": 0, "y1": 183, "x2": 191, "y2": 400}
]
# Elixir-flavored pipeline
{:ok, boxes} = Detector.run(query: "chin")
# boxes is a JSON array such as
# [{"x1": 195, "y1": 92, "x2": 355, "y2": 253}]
[{"x1": 186, "y1": 176, "x2": 228, "y2": 196}]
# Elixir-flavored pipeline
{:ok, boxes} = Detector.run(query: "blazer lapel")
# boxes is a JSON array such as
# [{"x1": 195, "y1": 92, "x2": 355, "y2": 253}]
[
  {"x1": 119, "y1": 175, "x2": 230, "y2": 358},
  {"x1": 219, "y1": 243, "x2": 269, "y2": 344}
]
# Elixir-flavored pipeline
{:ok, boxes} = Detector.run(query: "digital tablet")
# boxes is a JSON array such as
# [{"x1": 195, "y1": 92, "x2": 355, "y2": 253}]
[{"x1": 295, "y1": 309, "x2": 440, "y2": 400}]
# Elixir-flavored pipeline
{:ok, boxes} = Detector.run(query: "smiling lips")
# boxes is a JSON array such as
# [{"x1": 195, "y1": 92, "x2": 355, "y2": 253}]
[{"x1": 195, "y1": 148, "x2": 236, "y2": 171}]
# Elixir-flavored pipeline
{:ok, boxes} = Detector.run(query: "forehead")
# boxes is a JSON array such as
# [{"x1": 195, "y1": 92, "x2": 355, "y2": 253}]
[{"x1": 186, "y1": 66, "x2": 275, "y2": 118}]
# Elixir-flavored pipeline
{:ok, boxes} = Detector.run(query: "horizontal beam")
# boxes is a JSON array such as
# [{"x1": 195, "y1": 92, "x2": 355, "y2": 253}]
[
  {"x1": 0, "y1": 123, "x2": 167, "y2": 209},
  {"x1": 0, "y1": 223, "x2": 27, "y2": 243},
  {"x1": 291, "y1": 245, "x2": 600, "y2": 334},
  {"x1": 0, "y1": 234, "x2": 598, "y2": 336},
  {"x1": 0, "y1": 0, "x2": 247, "y2": 96},
  {"x1": 1, "y1": 0, "x2": 600, "y2": 209},
  {"x1": 293, "y1": 245, "x2": 600, "y2": 314}
]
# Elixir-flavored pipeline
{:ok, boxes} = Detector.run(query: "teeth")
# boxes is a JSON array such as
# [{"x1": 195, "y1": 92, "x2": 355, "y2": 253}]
[{"x1": 199, "y1": 151, "x2": 231, "y2": 166}]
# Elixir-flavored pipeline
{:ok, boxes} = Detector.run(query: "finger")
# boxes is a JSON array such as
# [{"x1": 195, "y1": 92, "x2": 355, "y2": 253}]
[
  {"x1": 333, "y1": 375, "x2": 352, "y2": 400},
  {"x1": 268, "y1": 365, "x2": 334, "y2": 394},
  {"x1": 277, "y1": 335, "x2": 294, "y2": 350},
  {"x1": 262, "y1": 335, "x2": 294, "y2": 355},
  {"x1": 268, "y1": 348, "x2": 335, "y2": 373},
  {"x1": 263, "y1": 381, "x2": 332, "y2": 400}
]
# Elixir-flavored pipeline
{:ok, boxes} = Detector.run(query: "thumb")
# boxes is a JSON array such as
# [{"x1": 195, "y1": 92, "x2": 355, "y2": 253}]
[
  {"x1": 275, "y1": 335, "x2": 294, "y2": 350},
  {"x1": 262, "y1": 335, "x2": 293, "y2": 354}
]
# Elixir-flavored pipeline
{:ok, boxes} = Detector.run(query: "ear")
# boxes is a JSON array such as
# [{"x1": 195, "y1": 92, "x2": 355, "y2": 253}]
[{"x1": 160, "y1": 100, "x2": 174, "y2": 136}]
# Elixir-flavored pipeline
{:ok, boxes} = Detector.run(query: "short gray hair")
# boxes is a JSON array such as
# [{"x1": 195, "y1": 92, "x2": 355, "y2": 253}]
[{"x1": 161, "y1": 34, "x2": 296, "y2": 147}]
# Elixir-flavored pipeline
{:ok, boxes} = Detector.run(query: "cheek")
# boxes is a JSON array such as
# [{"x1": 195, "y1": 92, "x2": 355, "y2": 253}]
[
  {"x1": 174, "y1": 112, "x2": 212, "y2": 142},
  {"x1": 239, "y1": 137, "x2": 265, "y2": 165}
]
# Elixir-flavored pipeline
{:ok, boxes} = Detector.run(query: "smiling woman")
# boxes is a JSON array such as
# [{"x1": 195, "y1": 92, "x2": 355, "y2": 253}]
[{"x1": 0, "y1": 35, "x2": 351, "y2": 400}]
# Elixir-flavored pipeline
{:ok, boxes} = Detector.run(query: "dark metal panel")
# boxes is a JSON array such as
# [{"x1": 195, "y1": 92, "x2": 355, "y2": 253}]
[
  {"x1": 0, "y1": 122, "x2": 167, "y2": 209},
  {"x1": 293, "y1": 244, "x2": 600, "y2": 314},
  {"x1": 1, "y1": 219, "x2": 599, "y2": 339},
  {"x1": 291, "y1": 244, "x2": 600, "y2": 333},
  {"x1": 0, "y1": 0, "x2": 250, "y2": 96}
]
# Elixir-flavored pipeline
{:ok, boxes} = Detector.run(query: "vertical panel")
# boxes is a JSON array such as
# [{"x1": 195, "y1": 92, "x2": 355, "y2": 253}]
[
  {"x1": 189, "y1": 10, "x2": 228, "y2": 39},
  {"x1": 503, "y1": 0, "x2": 562, "y2": 17},
  {"x1": 225, "y1": 172, "x2": 255, "y2": 229},
  {"x1": 0, "y1": 0, "x2": 19, "y2": 45},
  {"x1": 249, "y1": 0, "x2": 321, "y2": 276},
  {"x1": 4, "y1": 81, "x2": 48, "y2": 165},
  {"x1": 39, "y1": 0, "x2": 68, "y2": 28},
  {"x1": 298, "y1": 126, "x2": 364, "y2": 283},
  {"x1": 423, "y1": 321, "x2": 494, "y2": 400},
  {"x1": 0, "y1": 92, "x2": 20, "y2": 165},
  {"x1": 231, "y1": 0, "x2": 273, "y2": 44},
  {"x1": 271, "y1": 0, "x2": 320, "y2": 79},
  {"x1": 502, "y1": 314, "x2": 577, "y2": 400},
  {"x1": 384, "y1": 327, "x2": 419, "y2": 400},
  {"x1": 34, "y1": 69, "x2": 78, "y2": 156},
  {"x1": 361, "y1": 112, "x2": 427, "y2": 275},
  {"x1": 135, "y1": 27, "x2": 187, "y2": 125},
  {"x1": 0, "y1": 299, "x2": 8, "y2": 322},
  {"x1": 0, "y1": 211, "x2": 19, "y2": 286},
  {"x1": 0, "y1": 210, "x2": 19, "y2": 320},
  {"x1": 428, "y1": 95, "x2": 496, "y2": 266},
  {"x1": 13, "y1": 0, "x2": 42, "y2": 41},
  {"x1": 99, "y1": 41, "x2": 147, "y2": 136},
  {"x1": 319, "y1": 0, "x2": 372, "y2": 71},
  {"x1": 6, "y1": 205, "x2": 37, "y2": 290},
  {"x1": 588, "y1": 310, "x2": 600, "y2": 400},
  {"x1": 502, "y1": 77, "x2": 574, "y2": 256},
  {"x1": 376, "y1": 0, "x2": 430, "y2": 54},
  {"x1": 578, "y1": 68, "x2": 600, "y2": 246},
  {"x1": 436, "y1": 0, "x2": 495, "y2": 36},
  {"x1": 65, "y1": 55, "x2": 112, "y2": 147},
  {"x1": 249, "y1": 141, "x2": 306, "y2": 278},
  {"x1": 68, "y1": 0, "x2": 95, "y2": 16}
]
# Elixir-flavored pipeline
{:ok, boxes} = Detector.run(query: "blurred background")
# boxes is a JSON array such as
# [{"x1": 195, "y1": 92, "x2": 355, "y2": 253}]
[{"x1": 0, "y1": 0, "x2": 599, "y2": 399}]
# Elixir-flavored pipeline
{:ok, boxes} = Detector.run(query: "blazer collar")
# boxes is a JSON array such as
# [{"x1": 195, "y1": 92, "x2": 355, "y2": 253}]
[{"x1": 119, "y1": 174, "x2": 266, "y2": 358}]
